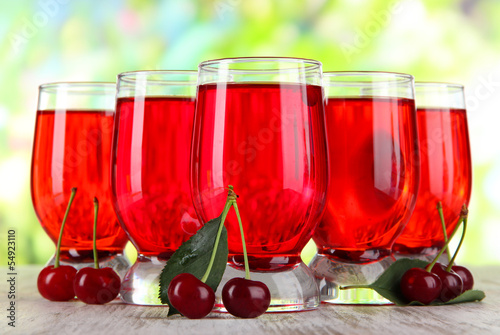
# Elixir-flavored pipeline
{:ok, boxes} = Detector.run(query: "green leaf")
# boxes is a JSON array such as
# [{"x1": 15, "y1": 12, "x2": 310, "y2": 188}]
[
  {"x1": 440, "y1": 289, "x2": 485, "y2": 305},
  {"x1": 405, "y1": 289, "x2": 486, "y2": 306},
  {"x1": 158, "y1": 215, "x2": 228, "y2": 316},
  {"x1": 367, "y1": 258, "x2": 429, "y2": 305},
  {"x1": 342, "y1": 258, "x2": 486, "y2": 306}
]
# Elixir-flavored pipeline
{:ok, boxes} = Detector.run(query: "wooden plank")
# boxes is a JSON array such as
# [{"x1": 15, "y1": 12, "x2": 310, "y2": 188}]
[{"x1": 2, "y1": 266, "x2": 499, "y2": 335}]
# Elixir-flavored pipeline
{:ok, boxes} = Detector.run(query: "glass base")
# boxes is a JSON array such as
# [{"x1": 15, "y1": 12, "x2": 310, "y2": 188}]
[
  {"x1": 120, "y1": 257, "x2": 319, "y2": 310},
  {"x1": 46, "y1": 252, "x2": 130, "y2": 279},
  {"x1": 120, "y1": 255, "x2": 166, "y2": 305},
  {"x1": 213, "y1": 261, "x2": 319, "y2": 312},
  {"x1": 308, "y1": 253, "x2": 394, "y2": 305}
]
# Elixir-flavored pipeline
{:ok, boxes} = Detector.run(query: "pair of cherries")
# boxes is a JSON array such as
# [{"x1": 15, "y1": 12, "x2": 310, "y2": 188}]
[
  {"x1": 168, "y1": 274, "x2": 271, "y2": 319},
  {"x1": 37, "y1": 264, "x2": 121, "y2": 304},
  {"x1": 400, "y1": 203, "x2": 474, "y2": 304},
  {"x1": 400, "y1": 263, "x2": 474, "y2": 304},
  {"x1": 167, "y1": 186, "x2": 271, "y2": 319},
  {"x1": 37, "y1": 190, "x2": 121, "y2": 304}
]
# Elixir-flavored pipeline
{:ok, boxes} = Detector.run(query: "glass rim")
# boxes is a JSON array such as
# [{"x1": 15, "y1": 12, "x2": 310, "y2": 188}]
[
  {"x1": 324, "y1": 70, "x2": 413, "y2": 80},
  {"x1": 117, "y1": 70, "x2": 198, "y2": 86},
  {"x1": 199, "y1": 56, "x2": 322, "y2": 73},
  {"x1": 38, "y1": 82, "x2": 116, "y2": 111},
  {"x1": 415, "y1": 81, "x2": 464, "y2": 90},
  {"x1": 39, "y1": 81, "x2": 116, "y2": 92},
  {"x1": 117, "y1": 69, "x2": 198, "y2": 78},
  {"x1": 414, "y1": 81, "x2": 465, "y2": 109}
]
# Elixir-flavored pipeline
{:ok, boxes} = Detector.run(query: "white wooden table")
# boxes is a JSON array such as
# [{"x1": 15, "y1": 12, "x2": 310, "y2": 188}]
[{"x1": 2, "y1": 265, "x2": 500, "y2": 335}]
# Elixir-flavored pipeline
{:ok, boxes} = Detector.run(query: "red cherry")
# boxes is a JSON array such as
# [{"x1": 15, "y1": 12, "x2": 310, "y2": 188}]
[
  {"x1": 302, "y1": 85, "x2": 321, "y2": 107},
  {"x1": 73, "y1": 267, "x2": 121, "y2": 304},
  {"x1": 37, "y1": 265, "x2": 77, "y2": 301},
  {"x1": 451, "y1": 265, "x2": 474, "y2": 292},
  {"x1": 167, "y1": 273, "x2": 215, "y2": 319},
  {"x1": 222, "y1": 278, "x2": 271, "y2": 318},
  {"x1": 38, "y1": 187, "x2": 78, "y2": 302},
  {"x1": 400, "y1": 268, "x2": 442, "y2": 304},
  {"x1": 430, "y1": 263, "x2": 463, "y2": 302}
]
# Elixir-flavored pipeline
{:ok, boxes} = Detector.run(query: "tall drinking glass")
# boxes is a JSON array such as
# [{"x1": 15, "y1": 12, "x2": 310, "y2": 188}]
[
  {"x1": 112, "y1": 71, "x2": 198, "y2": 305},
  {"x1": 393, "y1": 83, "x2": 472, "y2": 259},
  {"x1": 31, "y1": 82, "x2": 130, "y2": 275},
  {"x1": 309, "y1": 72, "x2": 420, "y2": 304},
  {"x1": 192, "y1": 57, "x2": 328, "y2": 312}
]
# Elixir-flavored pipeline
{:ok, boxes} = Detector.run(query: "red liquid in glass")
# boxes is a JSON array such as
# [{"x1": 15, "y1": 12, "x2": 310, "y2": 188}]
[
  {"x1": 112, "y1": 97, "x2": 199, "y2": 258},
  {"x1": 313, "y1": 97, "x2": 419, "y2": 263},
  {"x1": 393, "y1": 108, "x2": 472, "y2": 255},
  {"x1": 31, "y1": 110, "x2": 128, "y2": 261},
  {"x1": 192, "y1": 83, "x2": 328, "y2": 271}
]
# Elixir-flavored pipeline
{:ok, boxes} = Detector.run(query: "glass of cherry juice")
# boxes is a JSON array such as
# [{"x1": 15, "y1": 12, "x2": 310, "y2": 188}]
[
  {"x1": 112, "y1": 71, "x2": 199, "y2": 305},
  {"x1": 191, "y1": 57, "x2": 329, "y2": 312},
  {"x1": 309, "y1": 72, "x2": 420, "y2": 304},
  {"x1": 31, "y1": 82, "x2": 130, "y2": 276},
  {"x1": 393, "y1": 82, "x2": 472, "y2": 260}
]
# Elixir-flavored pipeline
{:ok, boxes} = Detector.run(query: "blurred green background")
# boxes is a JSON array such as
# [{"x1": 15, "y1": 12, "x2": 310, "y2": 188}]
[{"x1": 1, "y1": 0, "x2": 499, "y2": 266}]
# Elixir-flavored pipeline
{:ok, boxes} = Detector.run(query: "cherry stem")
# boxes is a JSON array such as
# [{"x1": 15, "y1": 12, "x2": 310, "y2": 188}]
[
  {"x1": 200, "y1": 188, "x2": 234, "y2": 283},
  {"x1": 426, "y1": 207, "x2": 466, "y2": 272},
  {"x1": 54, "y1": 187, "x2": 77, "y2": 268},
  {"x1": 446, "y1": 205, "x2": 468, "y2": 272},
  {"x1": 92, "y1": 197, "x2": 100, "y2": 269},
  {"x1": 436, "y1": 202, "x2": 451, "y2": 263},
  {"x1": 231, "y1": 200, "x2": 250, "y2": 280}
]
